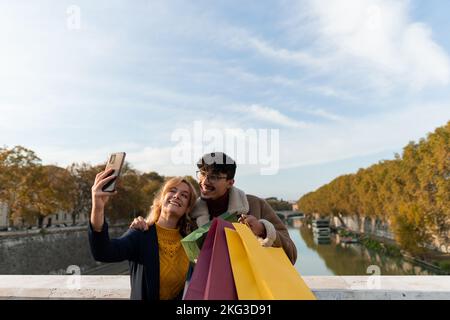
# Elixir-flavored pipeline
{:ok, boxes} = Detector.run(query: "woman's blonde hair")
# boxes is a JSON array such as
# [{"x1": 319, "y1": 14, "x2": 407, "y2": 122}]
[{"x1": 146, "y1": 177, "x2": 198, "y2": 236}]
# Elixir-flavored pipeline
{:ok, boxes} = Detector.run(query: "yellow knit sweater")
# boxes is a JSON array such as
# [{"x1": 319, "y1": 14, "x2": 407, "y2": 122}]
[{"x1": 156, "y1": 223, "x2": 189, "y2": 300}]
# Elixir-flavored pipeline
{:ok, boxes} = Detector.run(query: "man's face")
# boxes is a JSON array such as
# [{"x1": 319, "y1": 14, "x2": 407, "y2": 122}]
[{"x1": 197, "y1": 169, "x2": 234, "y2": 200}]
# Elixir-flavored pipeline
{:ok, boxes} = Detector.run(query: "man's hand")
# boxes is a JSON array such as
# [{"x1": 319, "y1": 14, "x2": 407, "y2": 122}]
[
  {"x1": 130, "y1": 216, "x2": 148, "y2": 231},
  {"x1": 238, "y1": 214, "x2": 266, "y2": 238},
  {"x1": 129, "y1": 216, "x2": 149, "y2": 231}
]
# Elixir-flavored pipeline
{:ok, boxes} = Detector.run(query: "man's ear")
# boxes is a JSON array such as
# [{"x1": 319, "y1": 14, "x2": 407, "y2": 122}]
[{"x1": 227, "y1": 179, "x2": 235, "y2": 189}]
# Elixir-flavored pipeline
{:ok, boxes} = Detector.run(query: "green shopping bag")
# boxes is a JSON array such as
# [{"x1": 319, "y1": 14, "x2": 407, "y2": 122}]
[{"x1": 181, "y1": 212, "x2": 238, "y2": 263}]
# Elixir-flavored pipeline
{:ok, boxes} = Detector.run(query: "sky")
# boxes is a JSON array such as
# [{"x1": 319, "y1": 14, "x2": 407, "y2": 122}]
[{"x1": 1, "y1": 0, "x2": 450, "y2": 200}]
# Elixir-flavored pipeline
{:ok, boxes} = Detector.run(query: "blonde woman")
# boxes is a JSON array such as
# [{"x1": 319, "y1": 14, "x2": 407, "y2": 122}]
[{"x1": 89, "y1": 169, "x2": 197, "y2": 300}]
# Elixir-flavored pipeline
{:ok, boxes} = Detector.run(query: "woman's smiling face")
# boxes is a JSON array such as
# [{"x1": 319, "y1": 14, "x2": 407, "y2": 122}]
[{"x1": 162, "y1": 182, "x2": 191, "y2": 218}]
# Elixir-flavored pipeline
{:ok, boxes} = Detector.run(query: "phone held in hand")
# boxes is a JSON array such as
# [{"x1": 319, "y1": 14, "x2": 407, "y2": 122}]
[{"x1": 102, "y1": 152, "x2": 126, "y2": 192}]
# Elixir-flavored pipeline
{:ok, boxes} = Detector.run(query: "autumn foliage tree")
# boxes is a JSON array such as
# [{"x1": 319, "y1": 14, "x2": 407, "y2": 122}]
[
  {"x1": 0, "y1": 146, "x2": 199, "y2": 228},
  {"x1": 0, "y1": 146, "x2": 43, "y2": 227},
  {"x1": 298, "y1": 121, "x2": 450, "y2": 254},
  {"x1": 67, "y1": 163, "x2": 101, "y2": 225}
]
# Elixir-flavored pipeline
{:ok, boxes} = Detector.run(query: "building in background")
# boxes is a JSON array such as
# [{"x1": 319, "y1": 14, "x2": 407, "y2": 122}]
[
  {"x1": 41, "y1": 212, "x2": 89, "y2": 227},
  {"x1": 0, "y1": 202, "x2": 89, "y2": 230}
]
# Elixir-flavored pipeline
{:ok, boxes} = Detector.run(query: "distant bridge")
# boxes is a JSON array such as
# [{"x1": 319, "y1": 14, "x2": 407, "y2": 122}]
[{"x1": 276, "y1": 211, "x2": 305, "y2": 221}]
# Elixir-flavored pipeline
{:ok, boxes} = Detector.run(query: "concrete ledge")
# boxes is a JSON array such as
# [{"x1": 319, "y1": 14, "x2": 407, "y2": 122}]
[
  {"x1": 0, "y1": 275, "x2": 449, "y2": 300},
  {"x1": 0, "y1": 275, "x2": 130, "y2": 300}
]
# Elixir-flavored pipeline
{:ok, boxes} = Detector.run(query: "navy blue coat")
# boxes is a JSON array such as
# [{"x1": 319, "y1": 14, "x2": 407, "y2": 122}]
[{"x1": 88, "y1": 221, "x2": 191, "y2": 300}]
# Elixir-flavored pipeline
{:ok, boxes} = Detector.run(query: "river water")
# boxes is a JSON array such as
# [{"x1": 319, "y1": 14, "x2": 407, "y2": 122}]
[
  {"x1": 86, "y1": 225, "x2": 440, "y2": 276},
  {"x1": 289, "y1": 225, "x2": 437, "y2": 276},
  {"x1": 95, "y1": 225, "x2": 440, "y2": 276}
]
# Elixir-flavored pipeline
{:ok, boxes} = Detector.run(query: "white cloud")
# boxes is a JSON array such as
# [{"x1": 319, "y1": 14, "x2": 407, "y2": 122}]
[
  {"x1": 2, "y1": 1, "x2": 449, "y2": 198},
  {"x1": 306, "y1": 85, "x2": 357, "y2": 101},
  {"x1": 246, "y1": 37, "x2": 329, "y2": 70},
  {"x1": 225, "y1": 66, "x2": 357, "y2": 101},
  {"x1": 199, "y1": 0, "x2": 449, "y2": 95},
  {"x1": 34, "y1": 144, "x2": 133, "y2": 169},
  {"x1": 303, "y1": 108, "x2": 345, "y2": 122},
  {"x1": 127, "y1": 146, "x2": 194, "y2": 175},
  {"x1": 279, "y1": 103, "x2": 450, "y2": 169},
  {"x1": 21, "y1": 102, "x2": 450, "y2": 186},
  {"x1": 292, "y1": 0, "x2": 450, "y2": 90},
  {"x1": 232, "y1": 104, "x2": 310, "y2": 128},
  {"x1": 80, "y1": 103, "x2": 450, "y2": 177},
  {"x1": 35, "y1": 144, "x2": 192, "y2": 176}
]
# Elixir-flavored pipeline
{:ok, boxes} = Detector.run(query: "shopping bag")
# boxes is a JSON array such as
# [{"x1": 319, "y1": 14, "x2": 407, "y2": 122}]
[
  {"x1": 205, "y1": 218, "x2": 238, "y2": 300},
  {"x1": 181, "y1": 211, "x2": 238, "y2": 263},
  {"x1": 225, "y1": 223, "x2": 316, "y2": 300},
  {"x1": 224, "y1": 228, "x2": 263, "y2": 299},
  {"x1": 184, "y1": 218, "x2": 238, "y2": 300}
]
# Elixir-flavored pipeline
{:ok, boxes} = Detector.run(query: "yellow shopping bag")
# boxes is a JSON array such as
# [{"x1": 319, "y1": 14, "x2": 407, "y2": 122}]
[{"x1": 225, "y1": 223, "x2": 316, "y2": 300}]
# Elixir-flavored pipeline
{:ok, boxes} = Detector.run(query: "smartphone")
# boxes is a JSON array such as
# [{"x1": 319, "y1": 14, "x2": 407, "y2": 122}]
[{"x1": 102, "y1": 152, "x2": 126, "y2": 192}]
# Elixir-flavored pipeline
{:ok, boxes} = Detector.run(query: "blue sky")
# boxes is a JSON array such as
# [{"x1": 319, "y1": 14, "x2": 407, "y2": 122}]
[{"x1": 1, "y1": 0, "x2": 450, "y2": 200}]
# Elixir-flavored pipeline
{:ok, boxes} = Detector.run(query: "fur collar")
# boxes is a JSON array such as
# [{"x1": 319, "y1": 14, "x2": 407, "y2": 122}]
[{"x1": 190, "y1": 186, "x2": 249, "y2": 226}]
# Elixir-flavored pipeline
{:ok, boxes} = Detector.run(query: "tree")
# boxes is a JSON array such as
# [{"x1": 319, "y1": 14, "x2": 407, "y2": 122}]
[
  {"x1": 266, "y1": 197, "x2": 292, "y2": 211},
  {"x1": 106, "y1": 163, "x2": 151, "y2": 222},
  {"x1": 297, "y1": 121, "x2": 450, "y2": 254},
  {"x1": 14, "y1": 165, "x2": 78, "y2": 228},
  {"x1": 67, "y1": 163, "x2": 100, "y2": 225},
  {"x1": 0, "y1": 146, "x2": 42, "y2": 227}
]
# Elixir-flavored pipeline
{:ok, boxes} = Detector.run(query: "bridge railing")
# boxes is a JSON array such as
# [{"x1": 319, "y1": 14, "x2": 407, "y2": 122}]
[{"x1": 0, "y1": 275, "x2": 449, "y2": 300}]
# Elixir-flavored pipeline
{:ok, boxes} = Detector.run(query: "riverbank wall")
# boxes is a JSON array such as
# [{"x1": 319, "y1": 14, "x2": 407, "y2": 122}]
[
  {"x1": 328, "y1": 215, "x2": 450, "y2": 254},
  {"x1": 0, "y1": 222, "x2": 129, "y2": 274}
]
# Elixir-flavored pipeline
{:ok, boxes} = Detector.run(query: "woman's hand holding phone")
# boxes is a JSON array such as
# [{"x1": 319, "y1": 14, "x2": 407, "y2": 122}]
[
  {"x1": 92, "y1": 169, "x2": 118, "y2": 208},
  {"x1": 90, "y1": 168, "x2": 118, "y2": 231}
]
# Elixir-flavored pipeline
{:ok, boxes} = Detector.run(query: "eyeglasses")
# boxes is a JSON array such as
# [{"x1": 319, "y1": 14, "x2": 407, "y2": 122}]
[{"x1": 196, "y1": 171, "x2": 228, "y2": 183}]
